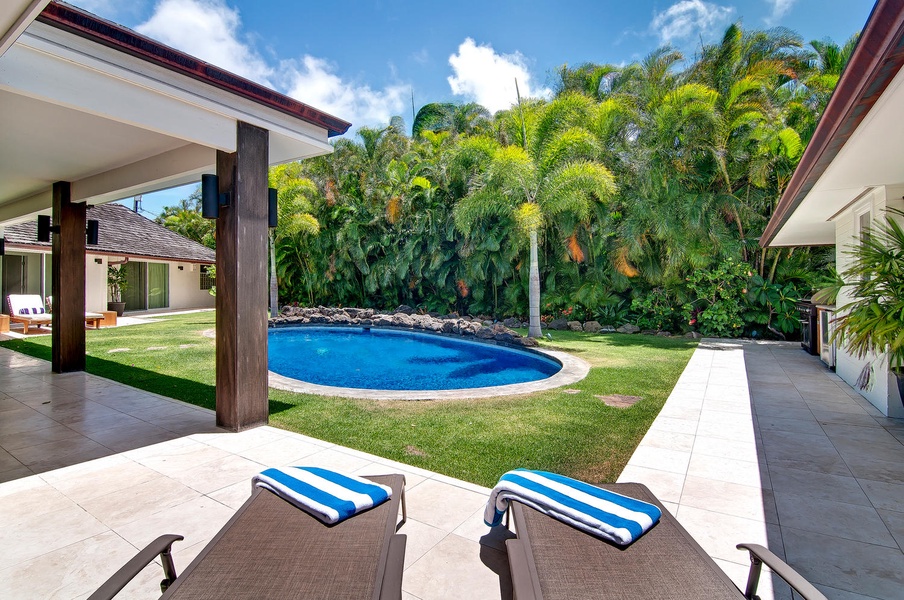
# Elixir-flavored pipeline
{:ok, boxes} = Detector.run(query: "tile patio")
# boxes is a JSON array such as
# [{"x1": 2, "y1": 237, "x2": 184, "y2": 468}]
[{"x1": 1, "y1": 338, "x2": 902, "y2": 599}]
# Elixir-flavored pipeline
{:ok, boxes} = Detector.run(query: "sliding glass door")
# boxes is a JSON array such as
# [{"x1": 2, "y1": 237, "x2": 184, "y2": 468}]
[{"x1": 148, "y1": 263, "x2": 169, "y2": 310}]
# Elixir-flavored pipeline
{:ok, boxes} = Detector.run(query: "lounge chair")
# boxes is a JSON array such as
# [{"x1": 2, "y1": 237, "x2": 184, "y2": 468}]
[
  {"x1": 6, "y1": 294, "x2": 52, "y2": 334},
  {"x1": 7, "y1": 294, "x2": 106, "y2": 333},
  {"x1": 89, "y1": 473, "x2": 407, "y2": 600},
  {"x1": 504, "y1": 482, "x2": 827, "y2": 600}
]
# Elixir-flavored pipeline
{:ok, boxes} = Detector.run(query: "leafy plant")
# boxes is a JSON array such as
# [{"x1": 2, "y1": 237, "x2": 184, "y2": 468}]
[
  {"x1": 631, "y1": 288, "x2": 677, "y2": 331},
  {"x1": 833, "y1": 209, "x2": 904, "y2": 373},
  {"x1": 107, "y1": 265, "x2": 129, "y2": 303},
  {"x1": 682, "y1": 259, "x2": 750, "y2": 337}
]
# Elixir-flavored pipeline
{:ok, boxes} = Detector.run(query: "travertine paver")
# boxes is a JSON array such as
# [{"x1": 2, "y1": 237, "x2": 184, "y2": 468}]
[
  {"x1": 620, "y1": 339, "x2": 904, "y2": 600},
  {"x1": 0, "y1": 347, "x2": 510, "y2": 599},
  {"x1": 2, "y1": 339, "x2": 903, "y2": 599}
]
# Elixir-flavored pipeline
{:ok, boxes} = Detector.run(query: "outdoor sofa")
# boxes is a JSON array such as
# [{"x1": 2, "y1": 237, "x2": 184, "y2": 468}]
[
  {"x1": 89, "y1": 473, "x2": 407, "y2": 600},
  {"x1": 6, "y1": 294, "x2": 104, "y2": 333},
  {"x1": 504, "y1": 481, "x2": 827, "y2": 600}
]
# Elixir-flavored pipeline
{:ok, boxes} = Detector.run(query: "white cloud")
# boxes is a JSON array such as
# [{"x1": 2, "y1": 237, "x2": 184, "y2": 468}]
[
  {"x1": 136, "y1": 0, "x2": 273, "y2": 86},
  {"x1": 650, "y1": 0, "x2": 736, "y2": 45},
  {"x1": 283, "y1": 56, "x2": 408, "y2": 130},
  {"x1": 764, "y1": 0, "x2": 797, "y2": 25},
  {"x1": 447, "y1": 38, "x2": 550, "y2": 113},
  {"x1": 134, "y1": 0, "x2": 407, "y2": 130}
]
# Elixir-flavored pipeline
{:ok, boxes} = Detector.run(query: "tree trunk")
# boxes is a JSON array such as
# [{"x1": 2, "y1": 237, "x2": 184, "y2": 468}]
[
  {"x1": 269, "y1": 230, "x2": 278, "y2": 317},
  {"x1": 528, "y1": 230, "x2": 542, "y2": 338}
]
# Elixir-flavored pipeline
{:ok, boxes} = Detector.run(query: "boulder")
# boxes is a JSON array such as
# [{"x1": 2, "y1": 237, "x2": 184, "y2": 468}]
[
  {"x1": 684, "y1": 331, "x2": 703, "y2": 339},
  {"x1": 599, "y1": 325, "x2": 617, "y2": 333},
  {"x1": 568, "y1": 321, "x2": 583, "y2": 332},
  {"x1": 583, "y1": 321, "x2": 602, "y2": 333},
  {"x1": 548, "y1": 318, "x2": 569, "y2": 331},
  {"x1": 656, "y1": 331, "x2": 672, "y2": 337},
  {"x1": 373, "y1": 314, "x2": 394, "y2": 327},
  {"x1": 393, "y1": 313, "x2": 414, "y2": 327},
  {"x1": 394, "y1": 304, "x2": 415, "y2": 315},
  {"x1": 476, "y1": 326, "x2": 495, "y2": 339},
  {"x1": 502, "y1": 317, "x2": 521, "y2": 328},
  {"x1": 617, "y1": 323, "x2": 640, "y2": 334},
  {"x1": 641, "y1": 329, "x2": 658, "y2": 336}
]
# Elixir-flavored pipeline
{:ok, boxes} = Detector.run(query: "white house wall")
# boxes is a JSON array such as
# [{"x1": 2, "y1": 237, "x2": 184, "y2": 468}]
[
  {"x1": 86, "y1": 254, "x2": 107, "y2": 312},
  {"x1": 168, "y1": 262, "x2": 214, "y2": 311},
  {"x1": 833, "y1": 185, "x2": 904, "y2": 418}
]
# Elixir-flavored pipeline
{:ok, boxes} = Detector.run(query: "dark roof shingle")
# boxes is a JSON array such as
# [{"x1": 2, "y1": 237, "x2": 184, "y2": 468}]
[{"x1": 4, "y1": 203, "x2": 215, "y2": 263}]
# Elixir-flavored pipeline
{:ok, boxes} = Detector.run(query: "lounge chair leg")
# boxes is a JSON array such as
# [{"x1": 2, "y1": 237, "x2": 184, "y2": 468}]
[
  {"x1": 743, "y1": 552, "x2": 763, "y2": 600},
  {"x1": 400, "y1": 486, "x2": 407, "y2": 527},
  {"x1": 160, "y1": 543, "x2": 179, "y2": 592}
]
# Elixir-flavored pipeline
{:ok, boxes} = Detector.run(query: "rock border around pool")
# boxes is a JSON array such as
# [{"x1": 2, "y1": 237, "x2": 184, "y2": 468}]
[
  {"x1": 271, "y1": 306, "x2": 538, "y2": 347},
  {"x1": 268, "y1": 307, "x2": 591, "y2": 400}
]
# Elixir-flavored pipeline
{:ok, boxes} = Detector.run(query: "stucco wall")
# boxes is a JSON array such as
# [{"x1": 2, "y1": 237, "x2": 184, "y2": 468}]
[
  {"x1": 86, "y1": 254, "x2": 108, "y2": 312},
  {"x1": 833, "y1": 185, "x2": 904, "y2": 417},
  {"x1": 168, "y1": 262, "x2": 214, "y2": 310}
]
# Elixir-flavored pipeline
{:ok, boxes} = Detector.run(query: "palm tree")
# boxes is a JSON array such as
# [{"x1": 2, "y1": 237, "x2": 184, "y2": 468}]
[
  {"x1": 454, "y1": 94, "x2": 617, "y2": 336},
  {"x1": 412, "y1": 102, "x2": 492, "y2": 139},
  {"x1": 156, "y1": 188, "x2": 215, "y2": 249},
  {"x1": 268, "y1": 162, "x2": 320, "y2": 314}
]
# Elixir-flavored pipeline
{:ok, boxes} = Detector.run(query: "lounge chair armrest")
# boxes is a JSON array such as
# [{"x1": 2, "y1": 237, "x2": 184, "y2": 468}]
[
  {"x1": 737, "y1": 543, "x2": 827, "y2": 600},
  {"x1": 88, "y1": 534, "x2": 184, "y2": 600}
]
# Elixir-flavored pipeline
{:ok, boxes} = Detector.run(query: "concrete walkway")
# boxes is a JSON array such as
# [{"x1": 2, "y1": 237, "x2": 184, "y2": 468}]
[{"x1": 620, "y1": 340, "x2": 904, "y2": 600}]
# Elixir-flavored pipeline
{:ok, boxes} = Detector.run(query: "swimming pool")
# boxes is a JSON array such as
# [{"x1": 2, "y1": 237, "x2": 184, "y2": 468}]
[{"x1": 268, "y1": 326, "x2": 562, "y2": 391}]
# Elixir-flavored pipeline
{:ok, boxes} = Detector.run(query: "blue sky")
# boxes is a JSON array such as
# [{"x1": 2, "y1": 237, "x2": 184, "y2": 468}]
[{"x1": 74, "y1": 0, "x2": 874, "y2": 216}]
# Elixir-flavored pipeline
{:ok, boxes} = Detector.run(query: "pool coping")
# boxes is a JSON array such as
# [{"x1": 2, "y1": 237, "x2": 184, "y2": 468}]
[{"x1": 267, "y1": 347, "x2": 591, "y2": 400}]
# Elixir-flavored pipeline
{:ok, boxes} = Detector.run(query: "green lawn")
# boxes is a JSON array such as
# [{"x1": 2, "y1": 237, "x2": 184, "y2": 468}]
[{"x1": 1, "y1": 313, "x2": 697, "y2": 487}]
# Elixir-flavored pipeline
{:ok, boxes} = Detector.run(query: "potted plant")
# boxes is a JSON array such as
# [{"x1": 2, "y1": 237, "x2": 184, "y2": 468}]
[
  {"x1": 832, "y1": 208, "x2": 904, "y2": 405},
  {"x1": 107, "y1": 264, "x2": 129, "y2": 316}
]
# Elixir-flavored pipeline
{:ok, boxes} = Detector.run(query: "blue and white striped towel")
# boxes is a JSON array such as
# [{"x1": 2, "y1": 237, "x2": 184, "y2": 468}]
[
  {"x1": 252, "y1": 466, "x2": 392, "y2": 525},
  {"x1": 485, "y1": 469, "x2": 662, "y2": 545}
]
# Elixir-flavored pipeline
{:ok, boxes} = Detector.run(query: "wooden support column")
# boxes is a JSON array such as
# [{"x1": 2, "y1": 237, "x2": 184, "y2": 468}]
[
  {"x1": 215, "y1": 121, "x2": 270, "y2": 431},
  {"x1": 51, "y1": 181, "x2": 87, "y2": 373}
]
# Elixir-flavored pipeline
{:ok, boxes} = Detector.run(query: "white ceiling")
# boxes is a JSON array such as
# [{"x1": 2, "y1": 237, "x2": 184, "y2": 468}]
[
  {"x1": 0, "y1": 4, "x2": 334, "y2": 227},
  {"x1": 770, "y1": 58, "x2": 904, "y2": 246}
]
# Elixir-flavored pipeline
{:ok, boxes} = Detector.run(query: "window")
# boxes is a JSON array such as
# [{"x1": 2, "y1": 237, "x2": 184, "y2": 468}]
[
  {"x1": 859, "y1": 210, "x2": 871, "y2": 247},
  {"x1": 200, "y1": 265, "x2": 214, "y2": 290}
]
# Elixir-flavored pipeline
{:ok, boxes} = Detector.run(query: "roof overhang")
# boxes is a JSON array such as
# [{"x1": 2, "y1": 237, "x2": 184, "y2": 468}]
[
  {"x1": 762, "y1": 0, "x2": 904, "y2": 247},
  {"x1": 0, "y1": 1, "x2": 350, "y2": 227}
]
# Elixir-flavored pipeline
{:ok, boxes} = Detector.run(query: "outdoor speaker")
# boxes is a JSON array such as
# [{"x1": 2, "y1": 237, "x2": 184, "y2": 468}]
[
  {"x1": 0, "y1": 237, "x2": 5, "y2": 256},
  {"x1": 86, "y1": 219, "x2": 99, "y2": 245},
  {"x1": 201, "y1": 174, "x2": 219, "y2": 219},
  {"x1": 269, "y1": 188, "x2": 278, "y2": 228},
  {"x1": 37, "y1": 215, "x2": 51, "y2": 242}
]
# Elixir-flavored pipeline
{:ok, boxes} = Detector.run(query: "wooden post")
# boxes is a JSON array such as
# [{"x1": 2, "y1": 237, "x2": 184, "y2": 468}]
[
  {"x1": 215, "y1": 121, "x2": 270, "y2": 431},
  {"x1": 52, "y1": 181, "x2": 87, "y2": 373}
]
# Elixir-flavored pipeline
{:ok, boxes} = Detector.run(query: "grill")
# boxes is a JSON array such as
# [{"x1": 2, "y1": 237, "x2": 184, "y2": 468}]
[{"x1": 797, "y1": 300, "x2": 818, "y2": 355}]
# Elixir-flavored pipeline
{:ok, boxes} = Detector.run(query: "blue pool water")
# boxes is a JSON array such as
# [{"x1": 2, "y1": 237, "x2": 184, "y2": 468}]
[{"x1": 268, "y1": 326, "x2": 561, "y2": 390}]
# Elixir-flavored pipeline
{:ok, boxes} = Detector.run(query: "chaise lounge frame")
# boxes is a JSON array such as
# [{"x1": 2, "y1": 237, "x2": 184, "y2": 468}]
[
  {"x1": 505, "y1": 482, "x2": 827, "y2": 600},
  {"x1": 7, "y1": 294, "x2": 106, "y2": 333},
  {"x1": 89, "y1": 473, "x2": 407, "y2": 600}
]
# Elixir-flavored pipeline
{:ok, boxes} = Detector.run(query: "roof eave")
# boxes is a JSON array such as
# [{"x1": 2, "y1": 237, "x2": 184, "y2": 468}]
[
  {"x1": 761, "y1": 0, "x2": 904, "y2": 247},
  {"x1": 36, "y1": 2, "x2": 351, "y2": 138}
]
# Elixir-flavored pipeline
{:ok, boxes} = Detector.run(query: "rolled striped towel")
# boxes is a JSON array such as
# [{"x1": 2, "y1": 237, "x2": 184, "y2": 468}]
[
  {"x1": 485, "y1": 469, "x2": 662, "y2": 546},
  {"x1": 252, "y1": 466, "x2": 392, "y2": 525}
]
